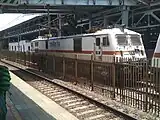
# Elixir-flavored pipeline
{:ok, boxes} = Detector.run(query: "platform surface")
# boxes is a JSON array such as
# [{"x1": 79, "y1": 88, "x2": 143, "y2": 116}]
[{"x1": 5, "y1": 70, "x2": 79, "y2": 120}]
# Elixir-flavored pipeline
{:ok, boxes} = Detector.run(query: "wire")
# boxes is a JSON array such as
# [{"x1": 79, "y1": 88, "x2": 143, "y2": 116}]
[
  {"x1": 0, "y1": 14, "x2": 40, "y2": 30},
  {"x1": 0, "y1": 14, "x2": 24, "y2": 30}
]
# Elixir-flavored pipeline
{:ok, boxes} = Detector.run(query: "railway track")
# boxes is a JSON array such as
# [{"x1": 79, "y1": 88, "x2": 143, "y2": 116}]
[{"x1": 1, "y1": 60, "x2": 138, "y2": 120}]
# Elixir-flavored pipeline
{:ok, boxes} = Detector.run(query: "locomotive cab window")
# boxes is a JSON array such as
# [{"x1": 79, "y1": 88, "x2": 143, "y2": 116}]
[
  {"x1": 130, "y1": 35, "x2": 141, "y2": 45},
  {"x1": 116, "y1": 35, "x2": 128, "y2": 45},
  {"x1": 103, "y1": 36, "x2": 110, "y2": 46},
  {"x1": 96, "y1": 38, "x2": 100, "y2": 46}
]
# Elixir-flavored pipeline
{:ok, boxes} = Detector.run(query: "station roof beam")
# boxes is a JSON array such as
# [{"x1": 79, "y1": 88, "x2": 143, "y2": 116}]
[
  {"x1": 0, "y1": 0, "x2": 19, "y2": 4},
  {"x1": 0, "y1": 0, "x2": 140, "y2": 6},
  {"x1": 135, "y1": 0, "x2": 150, "y2": 5}
]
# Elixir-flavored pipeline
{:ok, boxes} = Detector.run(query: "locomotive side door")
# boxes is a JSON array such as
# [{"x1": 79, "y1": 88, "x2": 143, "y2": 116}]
[{"x1": 94, "y1": 36, "x2": 103, "y2": 60}]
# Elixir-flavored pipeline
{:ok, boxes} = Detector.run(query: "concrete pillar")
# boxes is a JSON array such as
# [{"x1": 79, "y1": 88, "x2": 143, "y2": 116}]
[
  {"x1": 18, "y1": 35, "x2": 21, "y2": 51},
  {"x1": 122, "y1": 6, "x2": 129, "y2": 27},
  {"x1": 0, "y1": 40, "x2": 3, "y2": 50},
  {"x1": 7, "y1": 38, "x2": 10, "y2": 50},
  {"x1": 47, "y1": 5, "x2": 51, "y2": 36},
  {"x1": 58, "y1": 14, "x2": 62, "y2": 37},
  {"x1": 103, "y1": 16, "x2": 108, "y2": 28},
  {"x1": 148, "y1": 13, "x2": 150, "y2": 26},
  {"x1": 89, "y1": 14, "x2": 92, "y2": 30},
  {"x1": 0, "y1": 8, "x2": 2, "y2": 13},
  {"x1": 131, "y1": 11, "x2": 134, "y2": 27},
  {"x1": 18, "y1": 28, "x2": 21, "y2": 52}
]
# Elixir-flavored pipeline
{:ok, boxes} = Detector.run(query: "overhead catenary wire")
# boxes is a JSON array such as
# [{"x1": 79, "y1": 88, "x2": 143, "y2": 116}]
[
  {"x1": 0, "y1": 14, "x2": 23, "y2": 30},
  {"x1": 0, "y1": 14, "x2": 41, "y2": 31}
]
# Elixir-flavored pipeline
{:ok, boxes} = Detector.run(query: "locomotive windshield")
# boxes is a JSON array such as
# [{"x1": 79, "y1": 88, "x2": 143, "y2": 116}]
[
  {"x1": 116, "y1": 35, "x2": 128, "y2": 45},
  {"x1": 116, "y1": 34, "x2": 142, "y2": 46},
  {"x1": 130, "y1": 35, "x2": 142, "y2": 45}
]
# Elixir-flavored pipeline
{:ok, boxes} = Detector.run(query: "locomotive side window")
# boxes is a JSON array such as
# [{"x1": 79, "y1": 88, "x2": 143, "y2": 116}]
[
  {"x1": 141, "y1": 50, "x2": 144, "y2": 56},
  {"x1": 28, "y1": 46, "x2": 30, "y2": 51},
  {"x1": 35, "y1": 42, "x2": 39, "y2": 47},
  {"x1": 73, "y1": 37, "x2": 82, "y2": 52},
  {"x1": 103, "y1": 36, "x2": 110, "y2": 46},
  {"x1": 46, "y1": 40, "x2": 48, "y2": 49},
  {"x1": 57, "y1": 42, "x2": 60, "y2": 47},
  {"x1": 96, "y1": 38, "x2": 100, "y2": 46}
]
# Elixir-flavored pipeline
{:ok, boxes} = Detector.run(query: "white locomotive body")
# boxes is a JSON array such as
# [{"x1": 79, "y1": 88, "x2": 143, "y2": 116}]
[
  {"x1": 9, "y1": 40, "x2": 31, "y2": 52},
  {"x1": 31, "y1": 36, "x2": 48, "y2": 51},
  {"x1": 31, "y1": 28, "x2": 146, "y2": 62},
  {"x1": 152, "y1": 35, "x2": 160, "y2": 67}
]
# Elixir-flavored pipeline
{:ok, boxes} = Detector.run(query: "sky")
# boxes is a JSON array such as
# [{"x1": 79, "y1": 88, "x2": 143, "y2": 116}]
[{"x1": 0, "y1": 13, "x2": 41, "y2": 31}]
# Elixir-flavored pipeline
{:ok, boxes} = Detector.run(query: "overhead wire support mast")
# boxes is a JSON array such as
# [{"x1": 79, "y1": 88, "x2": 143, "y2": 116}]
[
  {"x1": 46, "y1": 4, "x2": 51, "y2": 50},
  {"x1": 47, "y1": 4, "x2": 51, "y2": 37}
]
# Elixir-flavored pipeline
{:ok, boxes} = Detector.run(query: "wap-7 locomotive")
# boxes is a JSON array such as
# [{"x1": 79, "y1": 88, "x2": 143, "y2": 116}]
[{"x1": 31, "y1": 28, "x2": 147, "y2": 62}]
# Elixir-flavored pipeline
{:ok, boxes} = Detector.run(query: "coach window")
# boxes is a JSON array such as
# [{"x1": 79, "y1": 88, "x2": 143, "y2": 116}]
[
  {"x1": 23, "y1": 45, "x2": 25, "y2": 52},
  {"x1": 103, "y1": 36, "x2": 110, "y2": 46},
  {"x1": 96, "y1": 38, "x2": 100, "y2": 46},
  {"x1": 45, "y1": 41, "x2": 48, "y2": 49}
]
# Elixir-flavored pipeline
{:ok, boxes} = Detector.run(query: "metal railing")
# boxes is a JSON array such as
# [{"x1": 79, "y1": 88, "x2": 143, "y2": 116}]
[{"x1": 1, "y1": 50, "x2": 160, "y2": 116}]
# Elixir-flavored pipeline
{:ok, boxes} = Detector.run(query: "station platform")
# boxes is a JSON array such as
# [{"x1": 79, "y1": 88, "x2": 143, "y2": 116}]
[{"x1": 5, "y1": 71, "x2": 79, "y2": 120}]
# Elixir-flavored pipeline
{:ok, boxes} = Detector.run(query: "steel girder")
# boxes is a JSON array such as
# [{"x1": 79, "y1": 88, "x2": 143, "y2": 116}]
[
  {"x1": 0, "y1": 0, "x2": 19, "y2": 4},
  {"x1": 89, "y1": 0, "x2": 160, "y2": 30},
  {"x1": 0, "y1": 0, "x2": 138, "y2": 6},
  {"x1": 1, "y1": 1, "x2": 160, "y2": 38},
  {"x1": 131, "y1": 4, "x2": 160, "y2": 29},
  {"x1": 0, "y1": 0, "x2": 151, "y2": 14},
  {"x1": 0, "y1": 0, "x2": 152, "y2": 14},
  {"x1": 0, "y1": 4, "x2": 108, "y2": 13}
]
